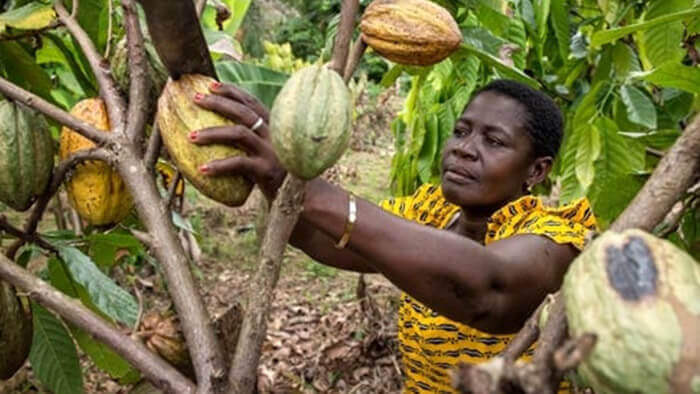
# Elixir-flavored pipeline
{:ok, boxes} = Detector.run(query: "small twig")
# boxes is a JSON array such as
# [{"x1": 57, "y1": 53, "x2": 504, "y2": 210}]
[
  {"x1": 145, "y1": 121, "x2": 163, "y2": 173},
  {"x1": 71, "y1": 0, "x2": 79, "y2": 18},
  {"x1": 166, "y1": 171, "x2": 182, "y2": 211},
  {"x1": 0, "y1": 77, "x2": 113, "y2": 146},
  {"x1": 501, "y1": 300, "x2": 545, "y2": 363},
  {"x1": 5, "y1": 148, "x2": 110, "y2": 260},
  {"x1": 104, "y1": 0, "x2": 114, "y2": 58},
  {"x1": 645, "y1": 147, "x2": 664, "y2": 158},
  {"x1": 552, "y1": 333, "x2": 597, "y2": 372},
  {"x1": 330, "y1": 0, "x2": 360, "y2": 75},
  {"x1": 131, "y1": 229, "x2": 154, "y2": 249},
  {"x1": 0, "y1": 21, "x2": 63, "y2": 42},
  {"x1": 55, "y1": 0, "x2": 126, "y2": 131},
  {"x1": 0, "y1": 253, "x2": 196, "y2": 394},
  {"x1": 655, "y1": 200, "x2": 687, "y2": 237},
  {"x1": 133, "y1": 284, "x2": 145, "y2": 333},
  {"x1": 0, "y1": 215, "x2": 57, "y2": 254},
  {"x1": 343, "y1": 39, "x2": 367, "y2": 83},
  {"x1": 196, "y1": 0, "x2": 207, "y2": 18},
  {"x1": 122, "y1": 0, "x2": 151, "y2": 149}
]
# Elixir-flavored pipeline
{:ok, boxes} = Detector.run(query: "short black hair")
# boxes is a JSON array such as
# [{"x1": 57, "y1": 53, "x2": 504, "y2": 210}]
[{"x1": 473, "y1": 79, "x2": 563, "y2": 159}]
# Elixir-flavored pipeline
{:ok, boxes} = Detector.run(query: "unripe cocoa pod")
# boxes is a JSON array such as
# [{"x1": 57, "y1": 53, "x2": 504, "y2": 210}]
[{"x1": 0, "y1": 281, "x2": 32, "y2": 380}]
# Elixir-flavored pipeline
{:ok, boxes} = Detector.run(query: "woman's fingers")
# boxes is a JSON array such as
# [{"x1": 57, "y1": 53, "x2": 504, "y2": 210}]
[
  {"x1": 209, "y1": 82, "x2": 270, "y2": 122},
  {"x1": 194, "y1": 93, "x2": 270, "y2": 139},
  {"x1": 200, "y1": 155, "x2": 259, "y2": 178},
  {"x1": 189, "y1": 125, "x2": 261, "y2": 154}
]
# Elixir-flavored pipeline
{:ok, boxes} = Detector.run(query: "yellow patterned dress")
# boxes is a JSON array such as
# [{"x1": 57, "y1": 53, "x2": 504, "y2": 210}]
[{"x1": 380, "y1": 184, "x2": 598, "y2": 394}]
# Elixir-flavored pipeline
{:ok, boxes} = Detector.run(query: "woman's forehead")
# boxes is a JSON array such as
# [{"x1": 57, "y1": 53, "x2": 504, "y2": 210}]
[{"x1": 461, "y1": 91, "x2": 528, "y2": 129}]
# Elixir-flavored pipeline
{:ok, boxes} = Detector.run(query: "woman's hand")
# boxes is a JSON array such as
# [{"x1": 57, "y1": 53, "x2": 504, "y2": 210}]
[{"x1": 190, "y1": 82, "x2": 286, "y2": 200}]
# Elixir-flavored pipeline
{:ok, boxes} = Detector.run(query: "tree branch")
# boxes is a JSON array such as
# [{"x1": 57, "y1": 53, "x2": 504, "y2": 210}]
[
  {"x1": 54, "y1": 0, "x2": 126, "y2": 131},
  {"x1": 343, "y1": 38, "x2": 367, "y2": 83},
  {"x1": 145, "y1": 121, "x2": 163, "y2": 173},
  {"x1": 0, "y1": 215, "x2": 57, "y2": 253},
  {"x1": 329, "y1": 0, "x2": 359, "y2": 75},
  {"x1": 0, "y1": 77, "x2": 113, "y2": 146},
  {"x1": 115, "y1": 150, "x2": 227, "y2": 393},
  {"x1": 229, "y1": 175, "x2": 306, "y2": 394},
  {"x1": 5, "y1": 148, "x2": 110, "y2": 260},
  {"x1": 0, "y1": 254, "x2": 196, "y2": 394},
  {"x1": 122, "y1": 0, "x2": 151, "y2": 151},
  {"x1": 612, "y1": 113, "x2": 700, "y2": 232}
]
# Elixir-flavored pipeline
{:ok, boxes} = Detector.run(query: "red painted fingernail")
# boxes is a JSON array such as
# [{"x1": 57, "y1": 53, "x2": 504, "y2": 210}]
[
  {"x1": 194, "y1": 93, "x2": 204, "y2": 101},
  {"x1": 189, "y1": 131, "x2": 198, "y2": 141},
  {"x1": 199, "y1": 164, "x2": 209, "y2": 173},
  {"x1": 210, "y1": 81, "x2": 222, "y2": 89}
]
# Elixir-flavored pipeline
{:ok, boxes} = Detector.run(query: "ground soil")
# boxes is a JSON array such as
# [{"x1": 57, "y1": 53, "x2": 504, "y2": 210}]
[{"x1": 0, "y1": 86, "x2": 406, "y2": 394}]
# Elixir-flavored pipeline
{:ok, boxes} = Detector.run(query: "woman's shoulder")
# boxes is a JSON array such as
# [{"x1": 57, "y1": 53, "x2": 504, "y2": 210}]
[
  {"x1": 487, "y1": 195, "x2": 598, "y2": 250},
  {"x1": 380, "y1": 184, "x2": 459, "y2": 227}
]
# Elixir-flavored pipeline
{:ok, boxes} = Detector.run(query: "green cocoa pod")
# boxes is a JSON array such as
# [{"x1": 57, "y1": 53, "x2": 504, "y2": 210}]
[
  {"x1": 269, "y1": 65, "x2": 351, "y2": 180},
  {"x1": 157, "y1": 74, "x2": 253, "y2": 206},
  {"x1": 0, "y1": 281, "x2": 32, "y2": 380},
  {"x1": 0, "y1": 99, "x2": 54, "y2": 212},
  {"x1": 111, "y1": 38, "x2": 169, "y2": 119},
  {"x1": 563, "y1": 229, "x2": 700, "y2": 394}
]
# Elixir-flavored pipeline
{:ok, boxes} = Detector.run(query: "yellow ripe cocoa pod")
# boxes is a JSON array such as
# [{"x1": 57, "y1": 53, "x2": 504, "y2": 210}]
[
  {"x1": 360, "y1": 0, "x2": 462, "y2": 66},
  {"x1": 157, "y1": 74, "x2": 252, "y2": 206},
  {"x1": 59, "y1": 98, "x2": 133, "y2": 226}
]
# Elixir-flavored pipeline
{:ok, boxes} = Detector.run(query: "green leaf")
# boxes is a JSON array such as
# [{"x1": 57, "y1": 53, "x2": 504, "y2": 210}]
[
  {"x1": 550, "y1": 0, "x2": 570, "y2": 61},
  {"x1": 558, "y1": 123, "x2": 585, "y2": 203},
  {"x1": 454, "y1": 43, "x2": 540, "y2": 88},
  {"x1": 590, "y1": 7, "x2": 700, "y2": 48},
  {"x1": 461, "y1": 26, "x2": 508, "y2": 57},
  {"x1": 619, "y1": 85, "x2": 657, "y2": 129},
  {"x1": 215, "y1": 61, "x2": 289, "y2": 108},
  {"x1": 38, "y1": 33, "x2": 97, "y2": 97},
  {"x1": 29, "y1": 303, "x2": 83, "y2": 394},
  {"x1": 76, "y1": 0, "x2": 108, "y2": 54},
  {"x1": 0, "y1": 41, "x2": 53, "y2": 102},
  {"x1": 380, "y1": 65, "x2": 405, "y2": 88},
  {"x1": 618, "y1": 129, "x2": 681, "y2": 150},
  {"x1": 86, "y1": 232, "x2": 144, "y2": 269},
  {"x1": 632, "y1": 62, "x2": 700, "y2": 94},
  {"x1": 611, "y1": 42, "x2": 641, "y2": 79},
  {"x1": 71, "y1": 327, "x2": 140, "y2": 383},
  {"x1": 418, "y1": 113, "x2": 439, "y2": 183},
  {"x1": 54, "y1": 245, "x2": 138, "y2": 327},
  {"x1": 575, "y1": 124, "x2": 600, "y2": 190},
  {"x1": 636, "y1": 0, "x2": 690, "y2": 70},
  {"x1": 0, "y1": 2, "x2": 55, "y2": 33},
  {"x1": 535, "y1": 0, "x2": 551, "y2": 41}
]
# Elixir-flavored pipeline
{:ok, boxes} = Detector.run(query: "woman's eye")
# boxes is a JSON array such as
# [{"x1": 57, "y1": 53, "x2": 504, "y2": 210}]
[
  {"x1": 486, "y1": 136, "x2": 503, "y2": 146},
  {"x1": 455, "y1": 127, "x2": 470, "y2": 136}
]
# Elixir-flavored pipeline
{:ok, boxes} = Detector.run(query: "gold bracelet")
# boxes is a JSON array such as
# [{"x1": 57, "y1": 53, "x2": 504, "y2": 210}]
[{"x1": 334, "y1": 193, "x2": 357, "y2": 249}]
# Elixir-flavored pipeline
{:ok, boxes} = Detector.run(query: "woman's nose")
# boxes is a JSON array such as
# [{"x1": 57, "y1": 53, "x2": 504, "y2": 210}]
[{"x1": 453, "y1": 135, "x2": 478, "y2": 160}]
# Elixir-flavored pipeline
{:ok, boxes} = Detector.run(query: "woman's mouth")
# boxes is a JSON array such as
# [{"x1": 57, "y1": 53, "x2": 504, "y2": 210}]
[{"x1": 443, "y1": 169, "x2": 477, "y2": 184}]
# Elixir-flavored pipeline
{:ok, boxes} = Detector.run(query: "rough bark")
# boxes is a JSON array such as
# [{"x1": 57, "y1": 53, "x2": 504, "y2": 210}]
[
  {"x1": 122, "y1": 0, "x2": 151, "y2": 149},
  {"x1": 116, "y1": 148, "x2": 227, "y2": 394},
  {"x1": 228, "y1": 175, "x2": 306, "y2": 394},
  {"x1": 330, "y1": 0, "x2": 360, "y2": 75},
  {"x1": 343, "y1": 39, "x2": 367, "y2": 83}
]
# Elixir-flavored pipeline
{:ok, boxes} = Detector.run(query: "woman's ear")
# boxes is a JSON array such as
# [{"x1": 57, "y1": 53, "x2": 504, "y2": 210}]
[{"x1": 526, "y1": 156, "x2": 553, "y2": 188}]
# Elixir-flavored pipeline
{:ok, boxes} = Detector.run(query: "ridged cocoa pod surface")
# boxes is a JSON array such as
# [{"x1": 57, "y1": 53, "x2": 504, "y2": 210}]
[
  {"x1": 0, "y1": 99, "x2": 54, "y2": 212},
  {"x1": 563, "y1": 229, "x2": 700, "y2": 394},
  {"x1": 360, "y1": 0, "x2": 462, "y2": 66},
  {"x1": 157, "y1": 74, "x2": 253, "y2": 206},
  {"x1": 59, "y1": 98, "x2": 133, "y2": 226},
  {"x1": 270, "y1": 65, "x2": 351, "y2": 180},
  {"x1": 0, "y1": 281, "x2": 33, "y2": 380}
]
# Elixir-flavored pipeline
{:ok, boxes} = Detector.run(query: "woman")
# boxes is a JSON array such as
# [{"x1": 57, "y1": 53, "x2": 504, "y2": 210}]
[{"x1": 189, "y1": 79, "x2": 597, "y2": 393}]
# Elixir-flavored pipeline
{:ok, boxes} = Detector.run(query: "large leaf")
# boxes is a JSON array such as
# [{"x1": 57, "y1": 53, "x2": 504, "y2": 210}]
[
  {"x1": 455, "y1": 43, "x2": 540, "y2": 88},
  {"x1": 619, "y1": 85, "x2": 657, "y2": 129},
  {"x1": 418, "y1": 112, "x2": 439, "y2": 183},
  {"x1": 636, "y1": 0, "x2": 690, "y2": 70},
  {"x1": 215, "y1": 61, "x2": 289, "y2": 108},
  {"x1": 76, "y1": 0, "x2": 108, "y2": 54},
  {"x1": 611, "y1": 42, "x2": 641, "y2": 79},
  {"x1": 0, "y1": 41, "x2": 53, "y2": 102},
  {"x1": 575, "y1": 124, "x2": 600, "y2": 190},
  {"x1": 632, "y1": 62, "x2": 700, "y2": 94},
  {"x1": 550, "y1": 0, "x2": 570, "y2": 61},
  {"x1": 0, "y1": 2, "x2": 55, "y2": 33},
  {"x1": 29, "y1": 303, "x2": 83, "y2": 394},
  {"x1": 54, "y1": 245, "x2": 138, "y2": 327},
  {"x1": 47, "y1": 258, "x2": 140, "y2": 382},
  {"x1": 590, "y1": 7, "x2": 700, "y2": 48}
]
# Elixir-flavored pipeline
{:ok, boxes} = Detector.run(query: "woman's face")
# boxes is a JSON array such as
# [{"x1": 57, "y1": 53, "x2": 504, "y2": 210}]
[{"x1": 441, "y1": 91, "x2": 539, "y2": 212}]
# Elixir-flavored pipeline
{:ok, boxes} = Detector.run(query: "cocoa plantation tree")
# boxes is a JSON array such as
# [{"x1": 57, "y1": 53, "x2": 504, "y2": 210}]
[{"x1": 0, "y1": 1, "x2": 698, "y2": 394}]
